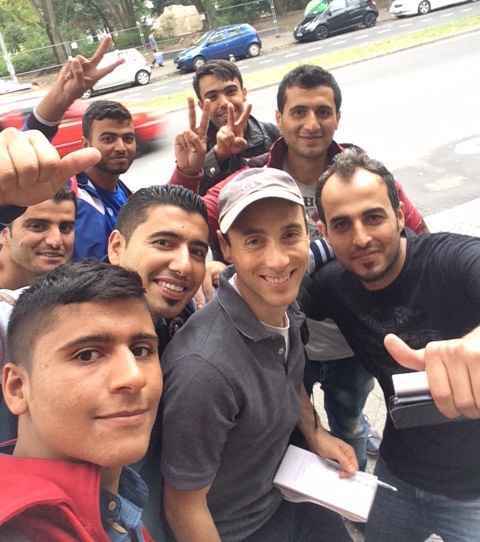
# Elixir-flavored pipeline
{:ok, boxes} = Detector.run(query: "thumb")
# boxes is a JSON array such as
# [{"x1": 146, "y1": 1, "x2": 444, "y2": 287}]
[
  {"x1": 384, "y1": 333, "x2": 425, "y2": 371},
  {"x1": 57, "y1": 148, "x2": 101, "y2": 182}
]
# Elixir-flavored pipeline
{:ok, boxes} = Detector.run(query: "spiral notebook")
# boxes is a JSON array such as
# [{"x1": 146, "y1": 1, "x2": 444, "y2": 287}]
[{"x1": 273, "y1": 445, "x2": 379, "y2": 522}]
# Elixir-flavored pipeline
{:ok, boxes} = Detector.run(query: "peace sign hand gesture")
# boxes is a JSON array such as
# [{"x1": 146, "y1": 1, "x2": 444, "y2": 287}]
[
  {"x1": 213, "y1": 102, "x2": 252, "y2": 164},
  {"x1": 175, "y1": 97, "x2": 211, "y2": 177}
]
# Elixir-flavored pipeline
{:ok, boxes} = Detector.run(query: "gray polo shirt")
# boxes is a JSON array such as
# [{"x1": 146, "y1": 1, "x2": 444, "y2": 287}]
[{"x1": 160, "y1": 266, "x2": 306, "y2": 541}]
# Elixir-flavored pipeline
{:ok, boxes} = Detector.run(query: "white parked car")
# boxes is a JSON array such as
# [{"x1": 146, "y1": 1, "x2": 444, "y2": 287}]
[
  {"x1": 390, "y1": 0, "x2": 473, "y2": 16},
  {"x1": 82, "y1": 48, "x2": 151, "y2": 98}
]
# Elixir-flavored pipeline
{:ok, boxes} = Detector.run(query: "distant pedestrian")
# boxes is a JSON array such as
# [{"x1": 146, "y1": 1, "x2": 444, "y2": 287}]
[
  {"x1": 152, "y1": 51, "x2": 164, "y2": 67},
  {"x1": 149, "y1": 31, "x2": 158, "y2": 53}
]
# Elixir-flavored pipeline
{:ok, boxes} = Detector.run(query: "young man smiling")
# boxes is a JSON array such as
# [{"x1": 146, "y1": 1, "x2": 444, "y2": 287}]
[
  {"x1": 0, "y1": 260, "x2": 162, "y2": 541},
  {"x1": 0, "y1": 188, "x2": 76, "y2": 291},
  {"x1": 302, "y1": 150, "x2": 480, "y2": 542},
  {"x1": 170, "y1": 60, "x2": 280, "y2": 195},
  {"x1": 160, "y1": 168, "x2": 356, "y2": 542}
]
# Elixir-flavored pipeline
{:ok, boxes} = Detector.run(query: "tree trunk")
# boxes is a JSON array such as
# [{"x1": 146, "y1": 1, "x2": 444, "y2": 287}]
[{"x1": 29, "y1": 0, "x2": 68, "y2": 64}]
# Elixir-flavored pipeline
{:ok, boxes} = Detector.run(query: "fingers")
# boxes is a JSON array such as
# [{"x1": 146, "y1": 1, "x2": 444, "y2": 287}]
[
  {"x1": 57, "y1": 148, "x2": 101, "y2": 183},
  {"x1": 384, "y1": 334, "x2": 425, "y2": 371},
  {"x1": 198, "y1": 99, "x2": 210, "y2": 138},
  {"x1": 188, "y1": 97, "x2": 197, "y2": 131},
  {"x1": 0, "y1": 129, "x2": 100, "y2": 207},
  {"x1": 235, "y1": 103, "x2": 252, "y2": 134},
  {"x1": 226, "y1": 103, "x2": 236, "y2": 130},
  {"x1": 86, "y1": 36, "x2": 114, "y2": 68},
  {"x1": 194, "y1": 287, "x2": 205, "y2": 311},
  {"x1": 325, "y1": 439, "x2": 358, "y2": 478},
  {"x1": 423, "y1": 338, "x2": 480, "y2": 419}
]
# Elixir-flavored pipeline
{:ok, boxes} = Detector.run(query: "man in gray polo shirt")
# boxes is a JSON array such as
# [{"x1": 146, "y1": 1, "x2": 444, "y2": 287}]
[{"x1": 160, "y1": 167, "x2": 356, "y2": 542}]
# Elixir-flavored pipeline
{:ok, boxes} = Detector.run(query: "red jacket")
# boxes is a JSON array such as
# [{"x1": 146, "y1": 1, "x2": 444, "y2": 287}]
[
  {"x1": 0, "y1": 451, "x2": 153, "y2": 542},
  {"x1": 169, "y1": 137, "x2": 425, "y2": 238}
]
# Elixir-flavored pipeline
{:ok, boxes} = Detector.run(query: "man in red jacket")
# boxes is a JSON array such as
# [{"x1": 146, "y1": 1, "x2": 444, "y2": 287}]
[{"x1": 0, "y1": 259, "x2": 162, "y2": 541}]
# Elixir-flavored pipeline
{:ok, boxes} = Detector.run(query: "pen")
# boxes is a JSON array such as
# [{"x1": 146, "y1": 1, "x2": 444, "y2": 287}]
[{"x1": 323, "y1": 458, "x2": 398, "y2": 492}]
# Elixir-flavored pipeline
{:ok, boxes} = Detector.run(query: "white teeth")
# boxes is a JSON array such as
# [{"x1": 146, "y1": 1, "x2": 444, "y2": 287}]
[
  {"x1": 159, "y1": 281, "x2": 185, "y2": 292},
  {"x1": 264, "y1": 274, "x2": 290, "y2": 285}
]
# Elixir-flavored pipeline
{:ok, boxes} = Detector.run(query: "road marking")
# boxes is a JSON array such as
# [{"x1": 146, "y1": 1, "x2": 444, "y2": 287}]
[
  {"x1": 426, "y1": 198, "x2": 480, "y2": 237},
  {"x1": 399, "y1": 23, "x2": 411, "y2": 28},
  {"x1": 354, "y1": 34, "x2": 369, "y2": 39},
  {"x1": 455, "y1": 137, "x2": 480, "y2": 155},
  {"x1": 441, "y1": 11, "x2": 453, "y2": 16},
  {"x1": 377, "y1": 29, "x2": 390, "y2": 34},
  {"x1": 461, "y1": 7, "x2": 473, "y2": 11},
  {"x1": 180, "y1": 80, "x2": 190, "y2": 85},
  {"x1": 309, "y1": 46, "x2": 324, "y2": 51},
  {"x1": 285, "y1": 53, "x2": 299, "y2": 57},
  {"x1": 421, "y1": 17, "x2": 433, "y2": 21},
  {"x1": 259, "y1": 59, "x2": 274, "y2": 64},
  {"x1": 332, "y1": 40, "x2": 346, "y2": 45}
]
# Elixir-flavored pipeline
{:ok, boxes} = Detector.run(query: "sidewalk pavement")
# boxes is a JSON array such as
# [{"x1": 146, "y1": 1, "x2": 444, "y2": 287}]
[{"x1": 149, "y1": 8, "x2": 394, "y2": 82}]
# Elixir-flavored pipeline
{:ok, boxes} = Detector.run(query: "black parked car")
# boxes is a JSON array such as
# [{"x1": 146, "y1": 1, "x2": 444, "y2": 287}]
[{"x1": 293, "y1": 0, "x2": 378, "y2": 42}]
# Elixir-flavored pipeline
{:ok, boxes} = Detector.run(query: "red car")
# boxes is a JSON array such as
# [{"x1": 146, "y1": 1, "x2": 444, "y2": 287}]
[{"x1": 0, "y1": 90, "x2": 167, "y2": 156}]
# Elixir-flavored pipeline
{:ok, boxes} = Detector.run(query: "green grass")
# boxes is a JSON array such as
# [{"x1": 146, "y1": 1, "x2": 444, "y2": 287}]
[{"x1": 151, "y1": 14, "x2": 480, "y2": 111}]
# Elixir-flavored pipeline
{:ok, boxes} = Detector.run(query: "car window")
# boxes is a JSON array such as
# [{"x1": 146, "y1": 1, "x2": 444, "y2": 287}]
[
  {"x1": 329, "y1": 0, "x2": 347, "y2": 10},
  {"x1": 209, "y1": 30, "x2": 227, "y2": 44},
  {"x1": 228, "y1": 26, "x2": 245, "y2": 38}
]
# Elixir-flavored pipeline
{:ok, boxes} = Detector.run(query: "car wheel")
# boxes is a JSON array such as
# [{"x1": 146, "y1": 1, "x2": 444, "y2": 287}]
[
  {"x1": 247, "y1": 43, "x2": 261, "y2": 57},
  {"x1": 314, "y1": 25, "x2": 329, "y2": 40},
  {"x1": 193, "y1": 56, "x2": 206, "y2": 71},
  {"x1": 82, "y1": 88, "x2": 93, "y2": 99},
  {"x1": 418, "y1": 0, "x2": 431, "y2": 13},
  {"x1": 135, "y1": 70, "x2": 150, "y2": 86},
  {"x1": 364, "y1": 13, "x2": 377, "y2": 27}
]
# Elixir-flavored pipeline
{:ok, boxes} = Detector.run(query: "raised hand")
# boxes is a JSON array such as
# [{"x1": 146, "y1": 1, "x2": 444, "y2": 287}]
[
  {"x1": 384, "y1": 331, "x2": 480, "y2": 420},
  {"x1": 36, "y1": 36, "x2": 125, "y2": 123},
  {"x1": 174, "y1": 97, "x2": 211, "y2": 177},
  {"x1": 0, "y1": 128, "x2": 100, "y2": 207},
  {"x1": 213, "y1": 102, "x2": 253, "y2": 164}
]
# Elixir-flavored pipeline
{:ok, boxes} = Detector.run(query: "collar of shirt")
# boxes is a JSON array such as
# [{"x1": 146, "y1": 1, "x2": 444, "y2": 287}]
[{"x1": 100, "y1": 466, "x2": 148, "y2": 542}]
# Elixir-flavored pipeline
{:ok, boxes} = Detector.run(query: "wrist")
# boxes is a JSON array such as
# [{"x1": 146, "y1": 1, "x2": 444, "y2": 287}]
[{"x1": 213, "y1": 145, "x2": 229, "y2": 164}]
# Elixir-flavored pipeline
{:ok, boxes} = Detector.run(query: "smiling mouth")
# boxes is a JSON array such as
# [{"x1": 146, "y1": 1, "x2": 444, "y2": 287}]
[
  {"x1": 97, "y1": 409, "x2": 149, "y2": 426},
  {"x1": 37, "y1": 252, "x2": 64, "y2": 259},
  {"x1": 262, "y1": 272, "x2": 293, "y2": 285}
]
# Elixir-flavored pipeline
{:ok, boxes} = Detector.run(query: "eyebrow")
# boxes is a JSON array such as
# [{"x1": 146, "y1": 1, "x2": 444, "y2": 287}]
[
  {"x1": 204, "y1": 84, "x2": 238, "y2": 98},
  {"x1": 58, "y1": 332, "x2": 159, "y2": 352},
  {"x1": 147, "y1": 231, "x2": 209, "y2": 251},
  {"x1": 238, "y1": 221, "x2": 305, "y2": 236},
  {"x1": 330, "y1": 207, "x2": 387, "y2": 224},
  {"x1": 99, "y1": 131, "x2": 135, "y2": 137},
  {"x1": 22, "y1": 218, "x2": 75, "y2": 226}
]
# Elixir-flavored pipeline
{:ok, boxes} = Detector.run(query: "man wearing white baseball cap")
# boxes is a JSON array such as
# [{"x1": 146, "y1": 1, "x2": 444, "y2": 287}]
[{"x1": 159, "y1": 167, "x2": 356, "y2": 542}]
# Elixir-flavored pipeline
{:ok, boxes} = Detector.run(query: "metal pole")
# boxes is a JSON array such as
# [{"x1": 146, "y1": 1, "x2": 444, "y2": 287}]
[
  {"x1": 0, "y1": 30, "x2": 17, "y2": 81},
  {"x1": 269, "y1": 0, "x2": 279, "y2": 37}
]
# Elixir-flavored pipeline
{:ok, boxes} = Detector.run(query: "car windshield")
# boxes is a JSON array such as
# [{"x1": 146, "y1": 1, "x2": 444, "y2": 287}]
[{"x1": 194, "y1": 32, "x2": 210, "y2": 47}]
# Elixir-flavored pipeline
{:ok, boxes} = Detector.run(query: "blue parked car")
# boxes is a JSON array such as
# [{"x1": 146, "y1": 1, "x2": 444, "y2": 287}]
[{"x1": 174, "y1": 24, "x2": 262, "y2": 72}]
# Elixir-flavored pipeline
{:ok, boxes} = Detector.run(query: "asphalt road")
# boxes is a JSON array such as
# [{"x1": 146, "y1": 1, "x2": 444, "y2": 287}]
[
  {"x1": 111, "y1": 1, "x2": 480, "y2": 101},
  {"x1": 122, "y1": 29, "x2": 480, "y2": 223}
]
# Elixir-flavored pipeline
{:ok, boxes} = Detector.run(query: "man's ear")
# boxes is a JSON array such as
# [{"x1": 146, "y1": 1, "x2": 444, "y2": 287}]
[
  {"x1": 217, "y1": 230, "x2": 232, "y2": 263},
  {"x1": 108, "y1": 230, "x2": 126, "y2": 265},
  {"x1": 81, "y1": 136, "x2": 91, "y2": 149},
  {"x1": 1, "y1": 227, "x2": 11, "y2": 249},
  {"x1": 317, "y1": 220, "x2": 329, "y2": 243},
  {"x1": 396, "y1": 201, "x2": 405, "y2": 230},
  {"x1": 275, "y1": 110, "x2": 282, "y2": 132},
  {"x1": 242, "y1": 87, "x2": 247, "y2": 101},
  {"x1": 2, "y1": 363, "x2": 29, "y2": 416}
]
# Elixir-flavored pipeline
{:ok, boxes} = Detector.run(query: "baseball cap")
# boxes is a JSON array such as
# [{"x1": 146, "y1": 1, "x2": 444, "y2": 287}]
[{"x1": 218, "y1": 167, "x2": 304, "y2": 234}]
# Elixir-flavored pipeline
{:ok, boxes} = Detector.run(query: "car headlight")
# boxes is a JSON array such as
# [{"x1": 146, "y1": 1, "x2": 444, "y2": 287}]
[{"x1": 305, "y1": 20, "x2": 319, "y2": 31}]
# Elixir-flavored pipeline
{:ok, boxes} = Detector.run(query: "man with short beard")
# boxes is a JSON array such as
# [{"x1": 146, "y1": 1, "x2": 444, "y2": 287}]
[
  {"x1": 302, "y1": 150, "x2": 480, "y2": 541},
  {"x1": 72, "y1": 100, "x2": 135, "y2": 260}
]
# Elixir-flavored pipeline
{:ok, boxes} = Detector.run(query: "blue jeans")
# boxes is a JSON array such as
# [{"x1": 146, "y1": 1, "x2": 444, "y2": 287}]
[
  {"x1": 303, "y1": 355, "x2": 374, "y2": 471},
  {"x1": 244, "y1": 499, "x2": 353, "y2": 542},
  {"x1": 366, "y1": 458, "x2": 480, "y2": 542}
]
